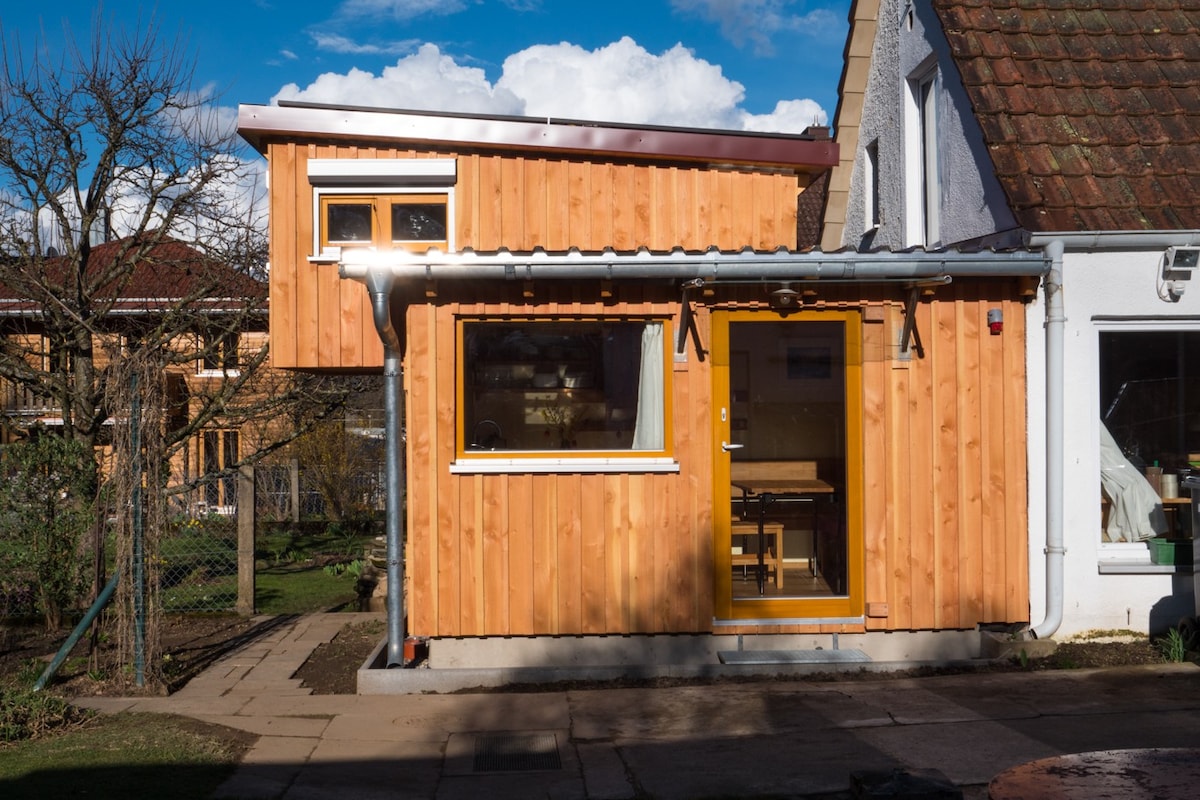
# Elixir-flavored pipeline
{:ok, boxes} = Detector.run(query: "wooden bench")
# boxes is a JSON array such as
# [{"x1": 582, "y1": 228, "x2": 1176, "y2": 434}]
[{"x1": 731, "y1": 519, "x2": 785, "y2": 589}]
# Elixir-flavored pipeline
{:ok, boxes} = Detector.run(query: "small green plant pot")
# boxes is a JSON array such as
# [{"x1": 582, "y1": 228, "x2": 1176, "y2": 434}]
[{"x1": 1149, "y1": 538, "x2": 1194, "y2": 565}]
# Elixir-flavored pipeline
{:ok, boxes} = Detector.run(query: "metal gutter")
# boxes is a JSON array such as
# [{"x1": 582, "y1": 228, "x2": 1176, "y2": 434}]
[
  {"x1": 339, "y1": 247, "x2": 1051, "y2": 282},
  {"x1": 1027, "y1": 231, "x2": 1200, "y2": 250}
]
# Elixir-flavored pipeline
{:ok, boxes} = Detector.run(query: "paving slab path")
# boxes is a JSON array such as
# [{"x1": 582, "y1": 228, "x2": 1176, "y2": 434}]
[{"x1": 74, "y1": 613, "x2": 1200, "y2": 799}]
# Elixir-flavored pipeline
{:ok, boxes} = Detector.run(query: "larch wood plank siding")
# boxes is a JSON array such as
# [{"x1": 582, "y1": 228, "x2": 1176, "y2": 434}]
[
  {"x1": 934, "y1": 293, "x2": 961, "y2": 630},
  {"x1": 956, "y1": 295, "x2": 985, "y2": 627},
  {"x1": 269, "y1": 143, "x2": 297, "y2": 367},
  {"x1": 264, "y1": 136, "x2": 1031, "y2": 640},
  {"x1": 1002, "y1": 297, "x2": 1028, "y2": 621}
]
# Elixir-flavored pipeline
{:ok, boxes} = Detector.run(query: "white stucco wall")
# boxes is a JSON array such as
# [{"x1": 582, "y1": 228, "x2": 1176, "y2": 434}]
[
  {"x1": 844, "y1": 0, "x2": 1015, "y2": 251},
  {"x1": 1026, "y1": 248, "x2": 1199, "y2": 638}
]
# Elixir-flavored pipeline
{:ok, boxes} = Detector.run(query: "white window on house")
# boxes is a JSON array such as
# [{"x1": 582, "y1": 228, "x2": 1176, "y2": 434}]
[
  {"x1": 307, "y1": 158, "x2": 456, "y2": 260},
  {"x1": 905, "y1": 67, "x2": 940, "y2": 247},
  {"x1": 1098, "y1": 326, "x2": 1200, "y2": 544},
  {"x1": 864, "y1": 139, "x2": 881, "y2": 232},
  {"x1": 198, "y1": 329, "x2": 240, "y2": 376},
  {"x1": 457, "y1": 319, "x2": 670, "y2": 464},
  {"x1": 199, "y1": 429, "x2": 239, "y2": 514}
]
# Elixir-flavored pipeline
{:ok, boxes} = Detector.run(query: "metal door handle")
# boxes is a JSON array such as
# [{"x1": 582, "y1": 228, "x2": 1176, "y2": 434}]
[{"x1": 721, "y1": 441, "x2": 744, "y2": 452}]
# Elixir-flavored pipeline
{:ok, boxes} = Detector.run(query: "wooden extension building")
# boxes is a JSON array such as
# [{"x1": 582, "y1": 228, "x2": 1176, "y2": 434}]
[{"x1": 239, "y1": 102, "x2": 1049, "y2": 676}]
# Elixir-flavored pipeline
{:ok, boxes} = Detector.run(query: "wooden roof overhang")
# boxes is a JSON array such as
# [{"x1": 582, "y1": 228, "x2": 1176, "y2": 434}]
[{"x1": 238, "y1": 102, "x2": 839, "y2": 173}]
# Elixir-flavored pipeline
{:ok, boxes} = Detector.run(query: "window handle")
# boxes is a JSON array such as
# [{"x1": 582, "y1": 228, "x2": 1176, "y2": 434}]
[{"x1": 721, "y1": 441, "x2": 744, "y2": 452}]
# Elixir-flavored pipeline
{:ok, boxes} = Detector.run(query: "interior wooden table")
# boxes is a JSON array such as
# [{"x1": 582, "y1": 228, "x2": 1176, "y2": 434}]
[{"x1": 731, "y1": 478, "x2": 835, "y2": 595}]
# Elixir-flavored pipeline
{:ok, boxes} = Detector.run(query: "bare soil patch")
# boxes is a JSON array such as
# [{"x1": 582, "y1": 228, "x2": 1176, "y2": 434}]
[
  {"x1": 294, "y1": 618, "x2": 384, "y2": 694},
  {"x1": 1, "y1": 614, "x2": 268, "y2": 696}
]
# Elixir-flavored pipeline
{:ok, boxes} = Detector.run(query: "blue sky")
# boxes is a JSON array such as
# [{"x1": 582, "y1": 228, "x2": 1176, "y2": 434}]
[{"x1": 2, "y1": 1, "x2": 850, "y2": 133}]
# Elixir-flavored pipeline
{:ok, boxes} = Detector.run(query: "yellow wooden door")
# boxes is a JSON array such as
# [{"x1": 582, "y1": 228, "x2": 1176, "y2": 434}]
[{"x1": 712, "y1": 310, "x2": 865, "y2": 621}]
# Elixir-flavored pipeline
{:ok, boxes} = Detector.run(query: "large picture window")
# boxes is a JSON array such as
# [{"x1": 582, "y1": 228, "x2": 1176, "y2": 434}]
[
  {"x1": 460, "y1": 320, "x2": 667, "y2": 456},
  {"x1": 1099, "y1": 328, "x2": 1200, "y2": 542}
]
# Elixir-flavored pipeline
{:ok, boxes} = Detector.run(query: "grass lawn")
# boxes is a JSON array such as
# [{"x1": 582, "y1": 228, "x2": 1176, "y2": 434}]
[
  {"x1": 0, "y1": 712, "x2": 252, "y2": 799},
  {"x1": 255, "y1": 561, "x2": 364, "y2": 614}
]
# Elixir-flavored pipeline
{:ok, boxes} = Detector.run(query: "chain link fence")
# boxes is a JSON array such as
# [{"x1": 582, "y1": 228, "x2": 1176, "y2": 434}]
[{"x1": 1, "y1": 452, "x2": 387, "y2": 621}]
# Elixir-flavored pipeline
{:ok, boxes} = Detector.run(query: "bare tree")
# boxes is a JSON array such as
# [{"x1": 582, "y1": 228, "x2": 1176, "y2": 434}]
[{"x1": 0, "y1": 15, "x2": 349, "y2": 672}]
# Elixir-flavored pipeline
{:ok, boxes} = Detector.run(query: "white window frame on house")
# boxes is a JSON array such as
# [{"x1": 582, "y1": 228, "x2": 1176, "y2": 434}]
[
  {"x1": 904, "y1": 65, "x2": 940, "y2": 248},
  {"x1": 197, "y1": 428, "x2": 240, "y2": 515},
  {"x1": 864, "y1": 139, "x2": 881, "y2": 232},
  {"x1": 306, "y1": 158, "x2": 456, "y2": 262},
  {"x1": 197, "y1": 329, "x2": 241, "y2": 377},
  {"x1": 1095, "y1": 318, "x2": 1200, "y2": 569}
]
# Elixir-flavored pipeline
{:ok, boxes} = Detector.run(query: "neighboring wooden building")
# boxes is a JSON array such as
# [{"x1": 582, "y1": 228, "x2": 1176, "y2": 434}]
[
  {"x1": 0, "y1": 235, "x2": 268, "y2": 514},
  {"x1": 240, "y1": 102, "x2": 1048, "y2": 672}
]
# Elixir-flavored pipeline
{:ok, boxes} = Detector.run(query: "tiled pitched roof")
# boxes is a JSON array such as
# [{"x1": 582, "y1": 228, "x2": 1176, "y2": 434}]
[
  {"x1": 0, "y1": 235, "x2": 266, "y2": 315},
  {"x1": 932, "y1": 0, "x2": 1200, "y2": 232}
]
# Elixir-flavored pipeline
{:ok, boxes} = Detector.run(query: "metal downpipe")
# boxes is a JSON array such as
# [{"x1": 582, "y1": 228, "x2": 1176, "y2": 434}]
[
  {"x1": 1032, "y1": 240, "x2": 1065, "y2": 639},
  {"x1": 365, "y1": 270, "x2": 406, "y2": 667}
]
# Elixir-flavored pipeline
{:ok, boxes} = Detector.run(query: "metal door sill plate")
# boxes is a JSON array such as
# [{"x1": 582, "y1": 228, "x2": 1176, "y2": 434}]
[
  {"x1": 718, "y1": 649, "x2": 871, "y2": 665},
  {"x1": 463, "y1": 732, "x2": 562, "y2": 773}
]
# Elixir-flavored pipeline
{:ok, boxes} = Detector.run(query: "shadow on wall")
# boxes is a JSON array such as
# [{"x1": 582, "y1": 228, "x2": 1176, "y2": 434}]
[{"x1": 1149, "y1": 578, "x2": 1197, "y2": 637}]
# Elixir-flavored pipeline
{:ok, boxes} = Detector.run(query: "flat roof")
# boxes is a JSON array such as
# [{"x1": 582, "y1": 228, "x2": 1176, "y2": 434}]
[{"x1": 238, "y1": 101, "x2": 838, "y2": 171}]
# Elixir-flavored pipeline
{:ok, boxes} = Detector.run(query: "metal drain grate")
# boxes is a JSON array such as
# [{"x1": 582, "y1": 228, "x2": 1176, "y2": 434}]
[{"x1": 473, "y1": 732, "x2": 562, "y2": 773}]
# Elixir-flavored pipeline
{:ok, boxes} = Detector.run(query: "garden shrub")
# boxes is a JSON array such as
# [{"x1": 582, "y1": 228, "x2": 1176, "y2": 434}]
[
  {"x1": 0, "y1": 689, "x2": 92, "y2": 743},
  {"x1": 0, "y1": 436, "x2": 96, "y2": 630}
]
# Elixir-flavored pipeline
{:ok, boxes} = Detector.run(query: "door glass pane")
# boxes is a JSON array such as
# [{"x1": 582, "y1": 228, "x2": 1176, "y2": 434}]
[{"x1": 728, "y1": 320, "x2": 848, "y2": 599}]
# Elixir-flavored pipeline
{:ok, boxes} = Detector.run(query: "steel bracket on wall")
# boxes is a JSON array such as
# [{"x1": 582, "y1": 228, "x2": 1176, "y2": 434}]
[
  {"x1": 676, "y1": 278, "x2": 708, "y2": 362},
  {"x1": 899, "y1": 277, "x2": 951, "y2": 359}
]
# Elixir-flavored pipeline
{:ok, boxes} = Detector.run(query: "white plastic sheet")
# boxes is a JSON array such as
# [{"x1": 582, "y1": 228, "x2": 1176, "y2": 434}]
[{"x1": 1099, "y1": 422, "x2": 1167, "y2": 542}]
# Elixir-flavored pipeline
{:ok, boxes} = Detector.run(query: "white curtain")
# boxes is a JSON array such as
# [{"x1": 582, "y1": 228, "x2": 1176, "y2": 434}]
[{"x1": 631, "y1": 323, "x2": 664, "y2": 450}]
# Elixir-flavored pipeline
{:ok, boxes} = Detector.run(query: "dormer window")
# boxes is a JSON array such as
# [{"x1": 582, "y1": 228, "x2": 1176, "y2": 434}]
[{"x1": 307, "y1": 158, "x2": 456, "y2": 260}]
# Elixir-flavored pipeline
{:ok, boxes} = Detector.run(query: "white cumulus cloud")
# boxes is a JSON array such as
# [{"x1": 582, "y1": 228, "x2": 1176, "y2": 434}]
[
  {"x1": 273, "y1": 44, "x2": 525, "y2": 115},
  {"x1": 273, "y1": 38, "x2": 826, "y2": 133}
]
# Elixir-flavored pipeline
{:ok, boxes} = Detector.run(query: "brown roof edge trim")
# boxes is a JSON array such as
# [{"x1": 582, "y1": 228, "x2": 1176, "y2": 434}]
[{"x1": 237, "y1": 103, "x2": 839, "y2": 169}]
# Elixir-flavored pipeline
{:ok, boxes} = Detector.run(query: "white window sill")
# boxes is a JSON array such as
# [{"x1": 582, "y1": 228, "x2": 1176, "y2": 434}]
[
  {"x1": 1098, "y1": 541, "x2": 1193, "y2": 573},
  {"x1": 195, "y1": 370, "x2": 242, "y2": 378},
  {"x1": 450, "y1": 456, "x2": 679, "y2": 474}
]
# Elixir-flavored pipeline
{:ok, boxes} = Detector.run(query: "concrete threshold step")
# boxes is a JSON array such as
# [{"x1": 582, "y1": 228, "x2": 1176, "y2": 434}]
[{"x1": 718, "y1": 649, "x2": 871, "y2": 665}]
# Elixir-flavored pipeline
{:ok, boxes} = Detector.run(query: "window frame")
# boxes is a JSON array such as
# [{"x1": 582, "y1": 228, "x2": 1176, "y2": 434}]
[
  {"x1": 307, "y1": 158, "x2": 457, "y2": 261},
  {"x1": 864, "y1": 139, "x2": 881, "y2": 232},
  {"x1": 197, "y1": 329, "x2": 241, "y2": 377},
  {"x1": 1094, "y1": 319, "x2": 1200, "y2": 565},
  {"x1": 197, "y1": 428, "x2": 240, "y2": 514},
  {"x1": 904, "y1": 64, "x2": 940, "y2": 248},
  {"x1": 317, "y1": 192, "x2": 450, "y2": 252},
  {"x1": 451, "y1": 316, "x2": 679, "y2": 474}
]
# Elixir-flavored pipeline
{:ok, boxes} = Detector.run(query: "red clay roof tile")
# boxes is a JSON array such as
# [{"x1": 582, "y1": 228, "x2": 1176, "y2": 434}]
[{"x1": 933, "y1": 0, "x2": 1200, "y2": 232}]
